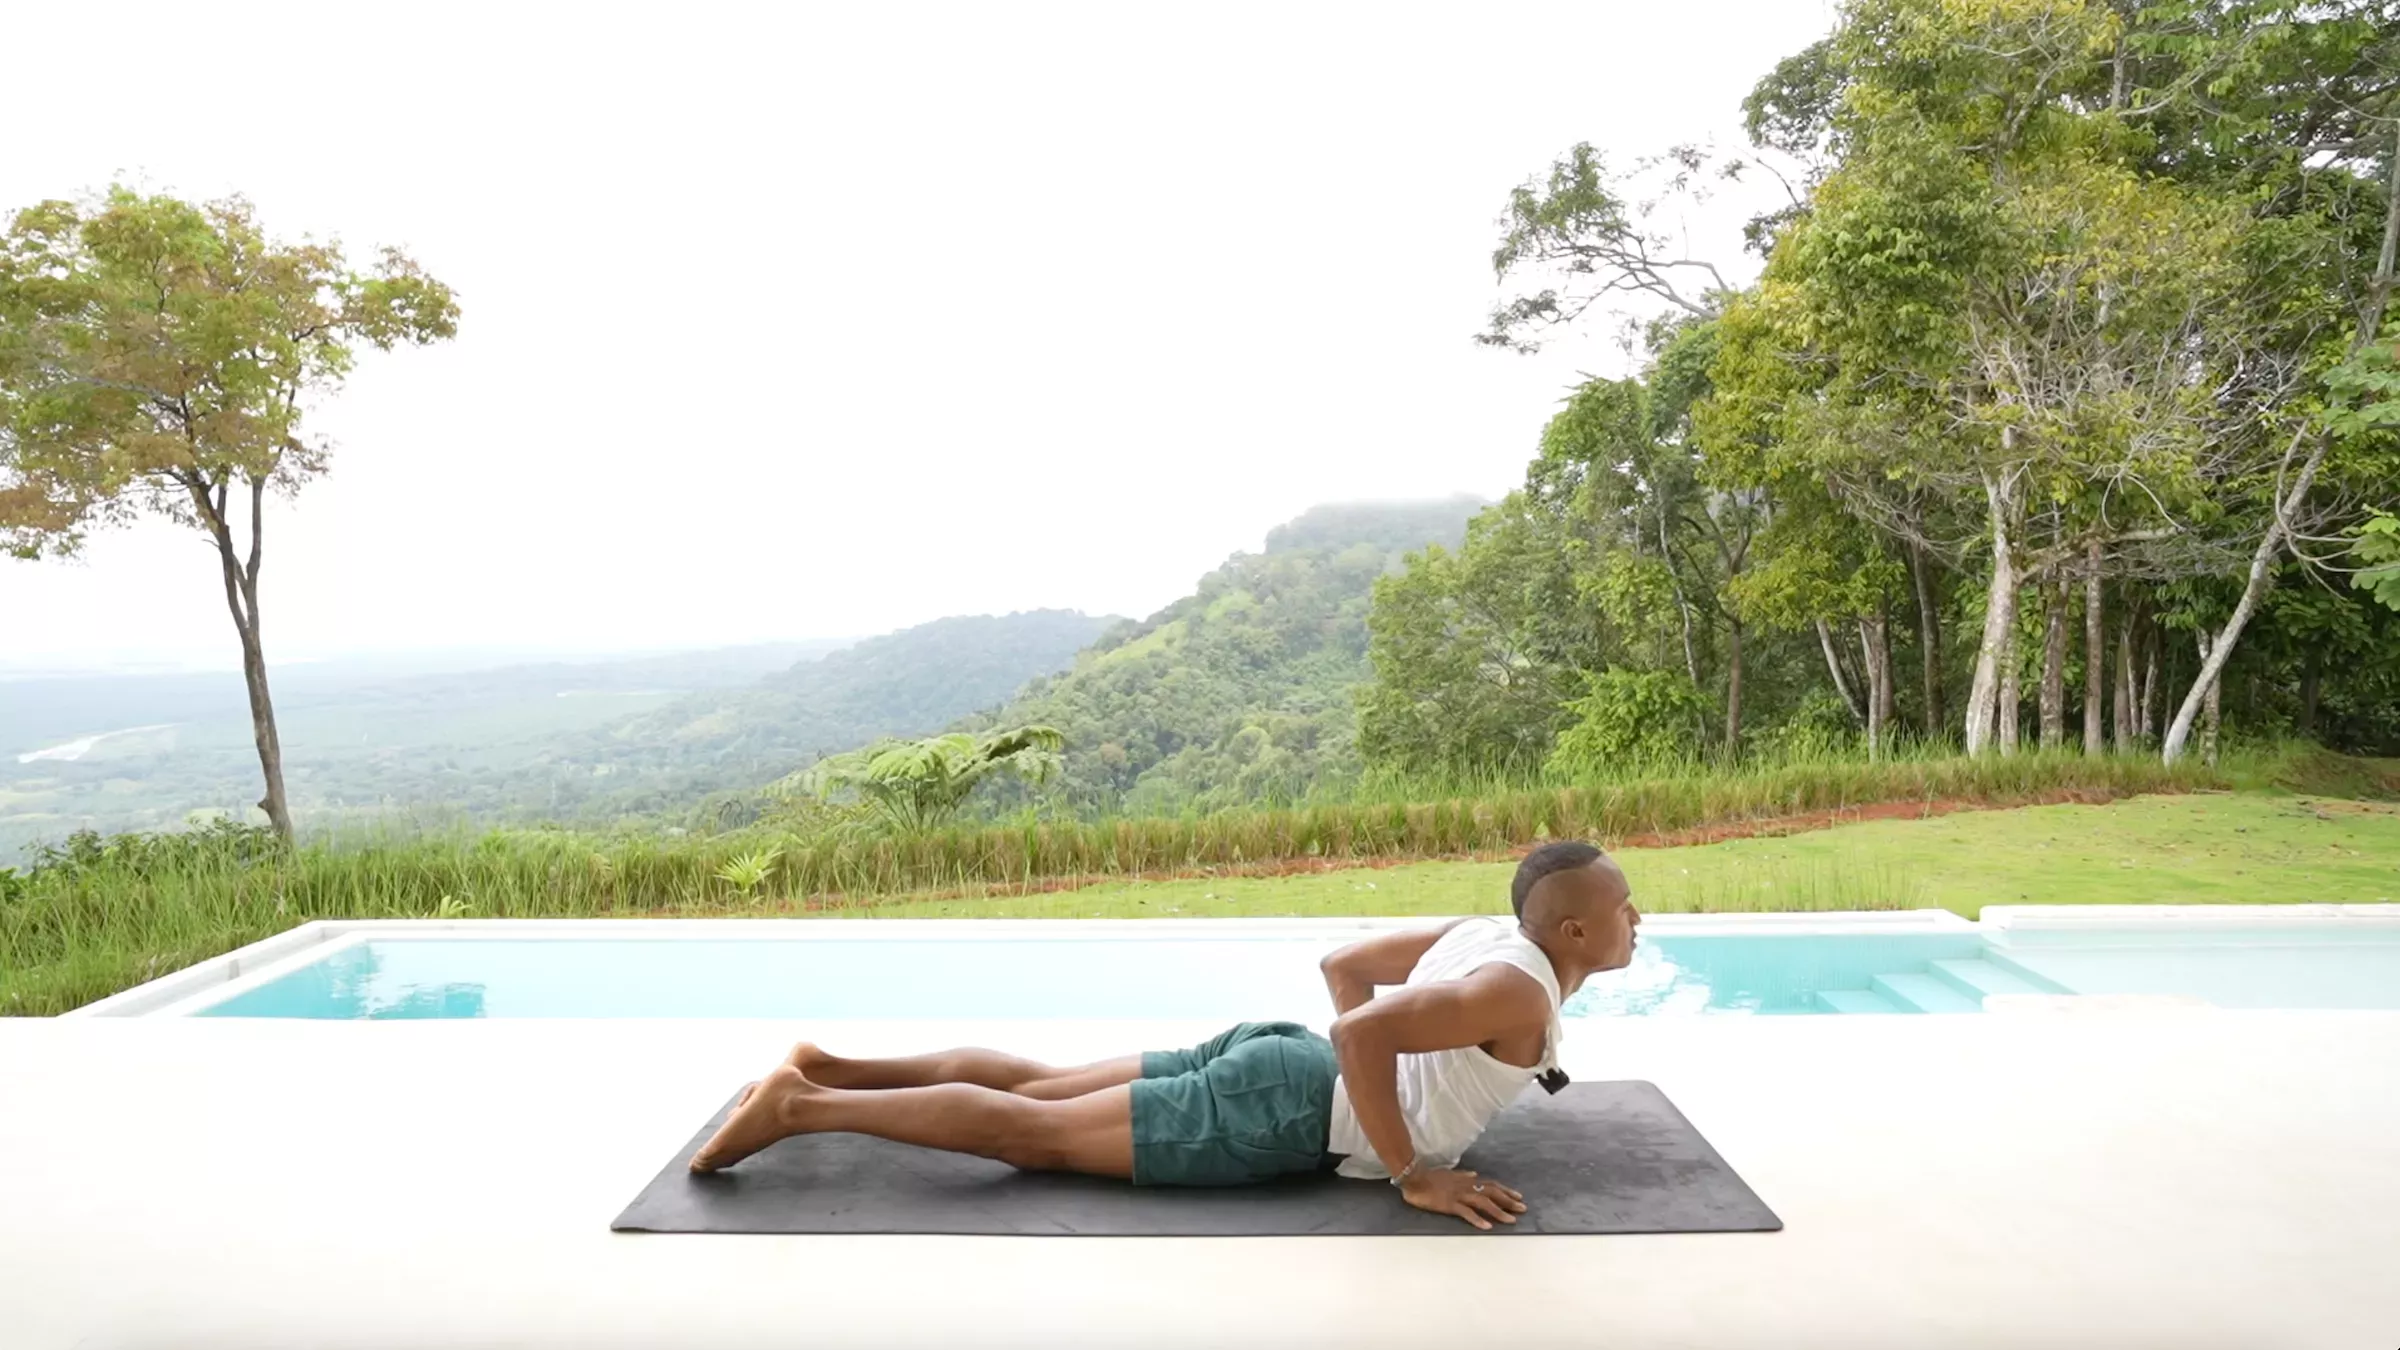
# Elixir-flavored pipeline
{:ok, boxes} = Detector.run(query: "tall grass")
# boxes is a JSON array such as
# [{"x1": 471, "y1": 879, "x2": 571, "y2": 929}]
[
  {"x1": 737, "y1": 747, "x2": 2218, "y2": 897},
  {"x1": 4, "y1": 743, "x2": 2376, "y2": 1016}
]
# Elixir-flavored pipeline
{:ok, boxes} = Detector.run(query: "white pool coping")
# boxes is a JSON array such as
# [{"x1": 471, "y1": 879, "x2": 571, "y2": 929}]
[
  {"x1": 1983, "y1": 901, "x2": 2400, "y2": 931},
  {"x1": 65, "y1": 909, "x2": 1983, "y2": 1018}
]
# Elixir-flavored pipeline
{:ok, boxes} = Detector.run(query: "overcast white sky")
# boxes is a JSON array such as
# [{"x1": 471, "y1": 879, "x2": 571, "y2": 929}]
[{"x1": 1, "y1": 0, "x2": 1835, "y2": 674}]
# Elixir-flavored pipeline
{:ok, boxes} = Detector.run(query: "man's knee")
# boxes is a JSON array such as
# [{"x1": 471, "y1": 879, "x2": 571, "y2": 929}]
[
  {"x1": 942, "y1": 1048, "x2": 1042, "y2": 1092},
  {"x1": 1011, "y1": 1075, "x2": 1084, "y2": 1101}
]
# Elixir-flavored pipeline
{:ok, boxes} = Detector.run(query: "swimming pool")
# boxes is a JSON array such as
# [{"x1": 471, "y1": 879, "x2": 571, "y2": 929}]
[{"x1": 80, "y1": 908, "x2": 2400, "y2": 1020}]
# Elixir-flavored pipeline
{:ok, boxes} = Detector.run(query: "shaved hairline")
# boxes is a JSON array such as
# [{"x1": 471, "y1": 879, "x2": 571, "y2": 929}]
[{"x1": 1521, "y1": 855, "x2": 1626, "y2": 927}]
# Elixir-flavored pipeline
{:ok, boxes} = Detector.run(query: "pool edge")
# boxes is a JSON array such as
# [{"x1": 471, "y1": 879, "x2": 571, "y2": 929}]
[{"x1": 70, "y1": 906, "x2": 2397, "y2": 1018}]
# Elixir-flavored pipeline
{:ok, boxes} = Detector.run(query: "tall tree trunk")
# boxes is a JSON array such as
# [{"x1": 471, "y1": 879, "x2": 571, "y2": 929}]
[
  {"x1": 2196, "y1": 632, "x2": 2222, "y2": 766},
  {"x1": 1661, "y1": 511, "x2": 1700, "y2": 690},
  {"x1": 2114, "y1": 602, "x2": 2137, "y2": 751},
  {"x1": 1964, "y1": 464, "x2": 2021, "y2": 757},
  {"x1": 2082, "y1": 539, "x2": 2105, "y2": 754},
  {"x1": 1724, "y1": 616, "x2": 1745, "y2": 754},
  {"x1": 1863, "y1": 610, "x2": 1893, "y2": 760},
  {"x1": 1998, "y1": 632, "x2": 2022, "y2": 756},
  {"x1": 1818, "y1": 619, "x2": 1865, "y2": 725},
  {"x1": 2163, "y1": 429, "x2": 2322, "y2": 763},
  {"x1": 1909, "y1": 540, "x2": 1944, "y2": 738},
  {"x1": 192, "y1": 474, "x2": 293, "y2": 840},
  {"x1": 1877, "y1": 604, "x2": 1898, "y2": 738},
  {"x1": 2038, "y1": 579, "x2": 2067, "y2": 750},
  {"x1": 234, "y1": 571, "x2": 292, "y2": 837},
  {"x1": 2138, "y1": 622, "x2": 2159, "y2": 745},
  {"x1": 2166, "y1": 119, "x2": 2400, "y2": 764}
]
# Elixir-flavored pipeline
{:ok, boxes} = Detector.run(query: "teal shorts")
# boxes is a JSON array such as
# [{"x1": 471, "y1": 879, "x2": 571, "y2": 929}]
[{"x1": 1128, "y1": 1021, "x2": 1340, "y2": 1187}]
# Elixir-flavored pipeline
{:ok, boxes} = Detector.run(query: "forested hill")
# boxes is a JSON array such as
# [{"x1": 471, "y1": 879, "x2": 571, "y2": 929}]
[
  {"x1": 975, "y1": 498, "x2": 1485, "y2": 812},
  {"x1": 562, "y1": 609, "x2": 1119, "y2": 815}
]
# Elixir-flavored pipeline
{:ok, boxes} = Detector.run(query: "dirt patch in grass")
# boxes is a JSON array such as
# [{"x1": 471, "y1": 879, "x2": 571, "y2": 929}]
[
  {"x1": 2294, "y1": 797, "x2": 2400, "y2": 819},
  {"x1": 1611, "y1": 786, "x2": 2137, "y2": 847}
]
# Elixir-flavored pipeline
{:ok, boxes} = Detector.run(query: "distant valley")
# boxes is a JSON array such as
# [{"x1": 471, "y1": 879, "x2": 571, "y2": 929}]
[{"x1": 1, "y1": 500, "x2": 1482, "y2": 857}]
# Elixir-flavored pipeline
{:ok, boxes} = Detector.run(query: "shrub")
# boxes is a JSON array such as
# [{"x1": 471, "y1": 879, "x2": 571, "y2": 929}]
[
  {"x1": 1546, "y1": 670, "x2": 1712, "y2": 777},
  {"x1": 1752, "y1": 689, "x2": 1858, "y2": 760}
]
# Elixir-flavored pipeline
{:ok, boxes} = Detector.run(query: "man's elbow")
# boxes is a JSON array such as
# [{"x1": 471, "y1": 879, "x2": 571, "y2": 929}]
[
  {"x1": 1321, "y1": 950, "x2": 1372, "y2": 1001},
  {"x1": 1328, "y1": 1006, "x2": 1379, "y2": 1057}
]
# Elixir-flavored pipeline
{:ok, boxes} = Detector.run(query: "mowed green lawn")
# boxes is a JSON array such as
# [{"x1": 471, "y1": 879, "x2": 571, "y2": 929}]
[{"x1": 830, "y1": 793, "x2": 2400, "y2": 921}]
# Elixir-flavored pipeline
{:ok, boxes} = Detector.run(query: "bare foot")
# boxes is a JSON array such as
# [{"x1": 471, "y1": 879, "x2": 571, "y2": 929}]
[
  {"x1": 783, "y1": 1041, "x2": 838, "y2": 1080},
  {"x1": 730, "y1": 1044, "x2": 837, "y2": 1110},
  {"x1": 691, "y1": 1066, "x2": 822, "y2": 1173}
]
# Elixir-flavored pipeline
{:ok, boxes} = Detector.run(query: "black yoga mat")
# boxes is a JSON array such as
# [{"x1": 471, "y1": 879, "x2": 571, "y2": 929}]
[{"x1": 611, "y1": 1080, "x2": 1781, "y2": 1237}]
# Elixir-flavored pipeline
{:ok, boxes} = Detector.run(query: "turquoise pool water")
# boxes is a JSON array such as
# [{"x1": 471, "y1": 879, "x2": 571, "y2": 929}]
[{"x1": 190, "y1": 925, "x2": 2400, "y2": 1019}]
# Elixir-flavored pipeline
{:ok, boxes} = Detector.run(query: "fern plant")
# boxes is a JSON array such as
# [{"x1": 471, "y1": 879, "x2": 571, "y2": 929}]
[{"x1": 776, "y1": 726, "x2": 1064, "y2": 833}]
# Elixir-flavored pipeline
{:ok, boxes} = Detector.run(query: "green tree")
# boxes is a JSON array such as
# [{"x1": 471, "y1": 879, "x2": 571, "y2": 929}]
[
  {"x1": 1718, "y1": 0, "x2": 2369, "y2": 760},
  {"x1": 1724, "y1": 487, "x2": 1909, "y2": 756},
  {"x1": 1356, "y1": 499, "x2": 1596, "y2": 777},
  {"x1": 2137, "y1": 0, "x2": 2400, "y2": 759},
  {"x1": 1530, "y1": 374, "x2": 1701, "y2": 683},
  {"x1": 1422, "y1": 0, "x2": 2400, "y2": 769},
  {"x1": 1479, "y1": 143, "x2": 1743, "y2": 352},
  {"x1": 2356, "y1": 511, "x2": 2400, "y2": 612},
  {"x1": 1780, "y1": 0, "x2": 2396, "y2": 764},
  {"x1": 0, "y1": 189, "x2": 458, "y2": 837},
  {"x1": 1480, "y1": 133, "x2": 1802, "y2": 751}
]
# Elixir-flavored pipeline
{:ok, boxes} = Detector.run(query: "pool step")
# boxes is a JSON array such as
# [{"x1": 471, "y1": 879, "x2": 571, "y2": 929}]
[
  {"x1": 1928, "y1": 958, "x2": 2047, "y2": 1004},
  {"x1": 1977, "y1": 948, "x2": 2077, "y2": 994},
  {"x1": 1814, "y1": 988, "x2": 1905, "y2": 1014},
  {"x1": 1814, "y1": 958, "x2": 2058, "y2": 1015},
  {"x1": 1870, "y1": 972, "x2": 1983, "y2": 1014}
]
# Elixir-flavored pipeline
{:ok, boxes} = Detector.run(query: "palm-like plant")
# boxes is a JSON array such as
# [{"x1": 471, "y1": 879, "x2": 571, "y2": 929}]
[
  {"x1": 714, "y1": 846, "x2": 783, "y2": 897},
  {"x1": 780, "y1": 725, "x2": 1064, "y2": 833}
]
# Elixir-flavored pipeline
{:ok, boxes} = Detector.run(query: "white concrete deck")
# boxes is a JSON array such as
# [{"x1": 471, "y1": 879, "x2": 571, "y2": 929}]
[{"x1": 4, "y1": 1009, "x2": 2397, "y2": 1349}]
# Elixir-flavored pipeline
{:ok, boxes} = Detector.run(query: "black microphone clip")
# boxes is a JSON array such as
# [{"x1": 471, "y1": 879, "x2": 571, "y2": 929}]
[{"x1": 1536, "y1": 1067, "x2": 1570, "y2": 1095}]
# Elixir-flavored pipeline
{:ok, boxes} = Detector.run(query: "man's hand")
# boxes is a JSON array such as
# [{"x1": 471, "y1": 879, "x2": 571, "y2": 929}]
[{"x1": 1399, "y1": 1167, "x2": 1526, "y2": 1231}]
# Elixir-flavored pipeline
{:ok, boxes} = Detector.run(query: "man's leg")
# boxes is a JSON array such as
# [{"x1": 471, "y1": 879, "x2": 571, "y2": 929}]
[
  {"x1": 691, "y1": 1066, "x2": 1134, "y2": 1177},
  {"x1": 777, "y1": 1042, "x2": 1142, "y2": 1101}
]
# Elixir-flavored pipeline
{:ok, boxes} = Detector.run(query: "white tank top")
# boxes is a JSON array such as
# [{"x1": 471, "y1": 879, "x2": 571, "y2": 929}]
[{"x1": 1324, "y1": 917, "x2": 1564, "y2": 1179}]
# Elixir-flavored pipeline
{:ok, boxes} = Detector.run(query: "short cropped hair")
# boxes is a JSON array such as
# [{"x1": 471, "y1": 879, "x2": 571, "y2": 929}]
[{"x1": 1511, "y1": 840, "x2": 1605, "y2": 918}]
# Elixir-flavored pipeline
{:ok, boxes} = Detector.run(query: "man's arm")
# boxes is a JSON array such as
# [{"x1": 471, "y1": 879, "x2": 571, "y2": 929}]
[
  {"x1": 1328, "y1": 963, "x2": 1549, "y2": 1229},
  {"x1": 1319, "y1": 918, "x2": 1474, "y2": 1016}
]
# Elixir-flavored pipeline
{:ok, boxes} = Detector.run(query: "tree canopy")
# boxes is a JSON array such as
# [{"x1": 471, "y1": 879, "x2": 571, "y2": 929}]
[
  {"x1": 1, "y1": 188, "x2": 458, "y2": 835},
  {"x1": 1359, "y1": 0, "x2": 2400, "y2": 778}
]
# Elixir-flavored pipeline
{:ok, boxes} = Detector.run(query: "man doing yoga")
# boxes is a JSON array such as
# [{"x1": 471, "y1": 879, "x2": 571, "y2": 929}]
[{"x1": 690, "y1": 840, "x2": 1638, "y2": 1229}]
